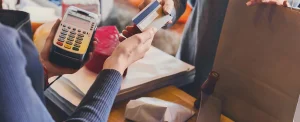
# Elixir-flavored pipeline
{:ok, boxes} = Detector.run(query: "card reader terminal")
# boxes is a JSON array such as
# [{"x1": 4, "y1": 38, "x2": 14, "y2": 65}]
[{"x1": 49, "y1": 6, "x2": 99, "y2": 69}]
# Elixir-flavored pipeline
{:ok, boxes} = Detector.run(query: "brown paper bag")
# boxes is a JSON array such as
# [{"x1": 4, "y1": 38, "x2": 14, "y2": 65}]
[{"x1": 213, "y1": 0, "x2": 300, "y2": 121}]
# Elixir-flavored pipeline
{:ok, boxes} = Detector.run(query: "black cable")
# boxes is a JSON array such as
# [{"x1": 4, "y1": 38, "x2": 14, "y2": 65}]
[{"x1": 45, "y1": 75, "x2": 62, "y2": 90}]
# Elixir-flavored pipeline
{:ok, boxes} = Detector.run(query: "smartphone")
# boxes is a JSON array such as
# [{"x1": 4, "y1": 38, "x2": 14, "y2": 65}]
[{"x1": 49, "y1": 6, "x2": 100, "y2": 69}]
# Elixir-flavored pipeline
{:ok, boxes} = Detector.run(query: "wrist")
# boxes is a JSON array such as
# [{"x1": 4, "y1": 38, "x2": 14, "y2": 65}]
[
  {"x1": 43, "y1": 66, "x2": 57, "y2": 78},
  {"x1": 40, "y1": 57, "x2": 58, "y2": 78},
  {"x1": 103, "y1": 55, "x2": 127, "y2": 75}
]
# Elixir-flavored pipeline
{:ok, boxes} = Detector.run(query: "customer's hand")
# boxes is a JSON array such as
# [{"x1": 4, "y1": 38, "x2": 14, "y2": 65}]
[
  {"x1": 139, "y1": 0, "x2": 174, "y2": 14},
  {"x1": 40, "y1": 19, "x2": 97, "y2": 78},
  {"x1": 120, "y1": 25, "x2": 141, "y2": 40},
  {"x1": 246, "y1": 0, "x2": 288, "y2": 6},
  {"x1": 103, "y1": 27, "x2": 158, "y2": 75},
  {"x1": 139, "y1": 0, "x2": 174, "y2": 23}
]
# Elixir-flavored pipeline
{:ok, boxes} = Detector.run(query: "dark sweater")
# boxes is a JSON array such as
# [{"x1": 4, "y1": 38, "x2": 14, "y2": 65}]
[{"x1": 0, "y1": 23, "x2": 122, "y2": 122}]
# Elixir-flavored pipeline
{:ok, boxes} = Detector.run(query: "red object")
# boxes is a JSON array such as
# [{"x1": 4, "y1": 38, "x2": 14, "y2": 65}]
[
  {"x1": 56, "y1": 41, "x2": 63, "y2": 46},
  {"x1": 86, "y1": 26, "x2": 127, "y2": 76}
]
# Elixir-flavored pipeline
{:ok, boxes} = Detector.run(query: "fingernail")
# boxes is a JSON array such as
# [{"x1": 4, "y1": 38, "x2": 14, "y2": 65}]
[{"x1": 246, "y1": 1, "x2": 252, "y2": 6}]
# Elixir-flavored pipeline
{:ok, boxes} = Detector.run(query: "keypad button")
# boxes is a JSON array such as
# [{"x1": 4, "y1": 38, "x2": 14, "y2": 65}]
[
  {"x1": 74, "y1": 44, "x2": 80, "y2": 48},
  {"x1": 58, "y1": 38, "x2": 65, "y2": 42},
  {"x1": 67, "y1": 37, "x2": 74, "y2": 41},
  {"x1": 75, "y1": 40, "x2": 82, "y2": 44},
  {"x1": 63, "y1": 24, "x2": 66, "y2": 27},
  {"x1": 78, "y1": 33, "x2": 84, "y2": 37},
  {"x1": 83, "y1": 31, "x2": 86, "y2": 34},
  {"x1": 59, "y1": 34, "x2": 66, "y2": 38},
  {"x1": 73, "y1": 47, "x2": 79, "y2": 51},
  {"x1": 78, "y1": 29, "x2": 81, "y2": 32},
  {"x1": 66, "y1": 41, "x2": 73, "y2": 45},
  {"x1": 69, "y1": 34, "x2": 75, "y2": 38},
  {"x1": 61, "y1": 31, "x2": 67, "y2": 35},
  {"x1": 62, "y1": 28, "x2": 68, "y2": 31},
  {"x1": 70, "y1": 30, "x2": 76, "y2": 34},
  {"x1": 64, "y1": 44, "x2": 71, "y2": 49},
  {"x1": 77, "y1": 37, "x2": 83, "y2": 40},
  {"x1": 68, "y1": 26, "x2": 71, "y2": 29},
  {"x1": 73, "y1": 28, "x2": 76, "y2": 31},
  {"x1": 56, "y1": 41, "x2": 63, "y2": 46}
]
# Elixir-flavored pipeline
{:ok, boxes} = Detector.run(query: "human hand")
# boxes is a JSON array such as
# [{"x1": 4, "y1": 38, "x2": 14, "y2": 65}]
[
  {"x1": 40, "y1": 19, "x2": 97, "y2": 78},
  {"x1": 139, "y1": 0, "x2": 174, "y2": 23},
  {"x1": 246, "y1": 0, "x2": 288, "y2": 6},
  {"x1": 103, "y1": 27, "x2": 158, "y2": 75},
  {"x1": 120, "y1": 25, "x2": 141, "y2": 41}
]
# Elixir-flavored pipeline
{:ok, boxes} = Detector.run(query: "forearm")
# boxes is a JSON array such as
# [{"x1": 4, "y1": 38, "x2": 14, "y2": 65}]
[
  {"x1": 0, "y1": 24, "x2": 53, "y2": 122},
  {"x1": 66, "y1": 69, "x2": 122, "y2": 122}
]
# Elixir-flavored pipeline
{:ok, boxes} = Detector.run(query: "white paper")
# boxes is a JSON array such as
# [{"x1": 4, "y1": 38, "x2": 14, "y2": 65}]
[
  {"x1": 125, "y1": 97, "x2": 195, "y2": 122},
  {"x1": 50, "y1": 77, "x2": 83, "y2": 106},
  {"x1": 49, "y1": 46, "x2": 194, "y2": 106}
]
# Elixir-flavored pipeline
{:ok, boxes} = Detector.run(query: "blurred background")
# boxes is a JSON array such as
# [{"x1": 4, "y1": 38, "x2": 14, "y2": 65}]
[{"x1": 1, "y1": 0, "x2": 193, "y2": 56}]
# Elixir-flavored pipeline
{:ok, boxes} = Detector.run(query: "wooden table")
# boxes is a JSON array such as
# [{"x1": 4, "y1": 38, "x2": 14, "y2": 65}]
[{"x1": 108, "y1": 86, "x2": 234, "y2": 122}]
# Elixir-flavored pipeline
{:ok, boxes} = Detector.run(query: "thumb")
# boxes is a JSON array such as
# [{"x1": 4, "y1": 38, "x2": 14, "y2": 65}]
[
  {"x1": 42, "y1": 19, "x2": 61, "y2": 59},
  {"x1": 46, "y1": 19, "x2": 61, "y2": 43},
  {"x1": 136, "y1": 27, "x2": 158, "y2": 43}
]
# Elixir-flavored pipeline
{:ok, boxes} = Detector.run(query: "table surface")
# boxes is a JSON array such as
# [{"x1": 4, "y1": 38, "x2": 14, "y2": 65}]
[{"x1": 108, "y1": 86, "x2": 234, "y2": 122}]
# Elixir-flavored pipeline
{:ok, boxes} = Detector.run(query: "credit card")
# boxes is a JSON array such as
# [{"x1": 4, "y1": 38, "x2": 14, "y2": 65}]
[{"x1": 132, "y1": 0, "x2": 173, "y2": 31}]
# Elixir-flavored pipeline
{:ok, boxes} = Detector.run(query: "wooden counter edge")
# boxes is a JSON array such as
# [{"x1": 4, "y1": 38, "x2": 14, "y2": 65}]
[{"x1": 109, "y1": 86, "x2": 234, "y2": 122}]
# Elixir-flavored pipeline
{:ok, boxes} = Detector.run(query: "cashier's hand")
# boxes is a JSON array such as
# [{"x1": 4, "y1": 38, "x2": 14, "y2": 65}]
[
  {"x1": 139, "y1": 0, "x2": 174, "y2": 23},
  {"x1": 246, "y1": 0, "x2": 288, "y2": 6},
  {"x1": 103, "y1": 27, "x2": 158, "y2": 75},
  {"x1": 40, "y1": 19, "x2": 97, "y2": 78}
]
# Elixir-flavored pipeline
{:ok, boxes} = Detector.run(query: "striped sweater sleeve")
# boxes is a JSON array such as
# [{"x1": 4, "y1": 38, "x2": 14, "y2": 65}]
[
  {"x1": 66, "y1": 69, "x2": 122, "y2": 122},
  {"x1": 0, "y1": 24, "x2": 54, "y2": 122}
]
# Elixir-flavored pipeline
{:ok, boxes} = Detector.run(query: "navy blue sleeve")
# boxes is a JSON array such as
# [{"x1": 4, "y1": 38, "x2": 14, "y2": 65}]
[
  {"x1": 0, "y1": 23, "x2": 122, "y2": 122},
  {"x1": 0, "y1": 24, "x2": 54, "y2": 122},
  {"x1": 66, "y1": 69, "x2": 122, "y2": 122}
]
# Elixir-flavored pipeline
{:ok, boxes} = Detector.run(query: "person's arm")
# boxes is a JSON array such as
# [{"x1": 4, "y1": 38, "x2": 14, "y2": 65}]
[
  {"x1": 65, "y1": 69, "x2": 122, "y2": 122},
  {"x1": 0, "y1": 24, "x2": 54, "y2": 122},
  {"x1": 37, "y1": 19, "x2": 156, "y2": 122},
  {"x1": 65, "y1": 27, "x2": 157, "y2": 122}
]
